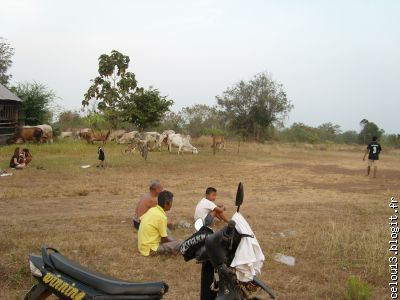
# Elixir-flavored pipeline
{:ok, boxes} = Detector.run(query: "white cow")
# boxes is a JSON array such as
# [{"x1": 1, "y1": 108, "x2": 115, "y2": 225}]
[
  {"x1": 36, "y1": 124, "x2": 53, "y2": 143},
  {"x1": 75, "y1": 128, "x2": 90, "y2": 139},
  {"x1": 167, "y1": 133, "x2": 198, "y2": 155},
  {"x1": 117, "y1": 131, "x2": 138, "y2": 144},
  {"x1": 158, "y1": 130, "x2": 175, "y2": 151},
  {"x1": 107, "y1": 129, "x2": 126, "y2": 141},
  {"x1": 60, "y1": 131, "x2": 73, "y2": 138},
  {"x1": 135, "y1": 132, "x2": 160, "y2": 151}
]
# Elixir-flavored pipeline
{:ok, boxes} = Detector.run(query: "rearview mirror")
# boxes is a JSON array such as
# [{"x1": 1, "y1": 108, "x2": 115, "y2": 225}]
[{"x1": 235, "y1": 182, "x2": 244, "y2": 212}]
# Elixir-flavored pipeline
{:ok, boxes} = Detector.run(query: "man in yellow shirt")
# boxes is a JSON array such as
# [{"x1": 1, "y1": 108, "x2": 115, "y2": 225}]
[{"x1": 138, "y1": 190, "x2": 182, "y2": 256}]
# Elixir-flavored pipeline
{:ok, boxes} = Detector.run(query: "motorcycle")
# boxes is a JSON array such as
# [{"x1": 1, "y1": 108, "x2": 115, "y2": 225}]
[
  {"x1": 23, "y1": 183, "x2": 274, "y2": 300},
  {"x1": 23, "y1": 245, "x2": 168, "y2": 300},
  {"x1": 181, "y1": 182, "x2": 275, "y2": 300}
]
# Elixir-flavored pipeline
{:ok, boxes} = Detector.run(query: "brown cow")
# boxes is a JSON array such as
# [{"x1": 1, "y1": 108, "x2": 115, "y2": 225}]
[
  {"x1": 80, "y1": 131, "x2": 93, "y2": 143},
  {"x1": 211, "y1": 135, "x2": 225, "y2": 150},
  {"x1": 7, "y1": 126, "x2": 43, "y2": 144},
  {"x1": 83, "y1": 130, "x2": 111, "y2": 144}
]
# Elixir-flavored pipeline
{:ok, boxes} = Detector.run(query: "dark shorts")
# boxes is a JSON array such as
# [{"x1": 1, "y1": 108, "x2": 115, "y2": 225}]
[{"x1": 133, "y1": 219, "x2": 140, "y2": 230}]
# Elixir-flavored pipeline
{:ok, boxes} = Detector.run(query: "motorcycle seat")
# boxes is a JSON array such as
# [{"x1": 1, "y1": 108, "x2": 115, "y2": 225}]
[{"x1": 49, "y1": 252, "x2": 167, "y2": 295}]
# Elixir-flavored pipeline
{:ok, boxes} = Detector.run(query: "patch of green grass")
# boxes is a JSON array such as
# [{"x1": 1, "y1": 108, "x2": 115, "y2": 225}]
[{"x1": 343, "y1": 276, "x2": 372, "y2": 300}]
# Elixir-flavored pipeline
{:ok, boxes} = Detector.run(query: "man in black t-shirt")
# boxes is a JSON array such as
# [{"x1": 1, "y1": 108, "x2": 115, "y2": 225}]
[{"x1": 362, "y1": 136, "x2": 382, "y2": 178}]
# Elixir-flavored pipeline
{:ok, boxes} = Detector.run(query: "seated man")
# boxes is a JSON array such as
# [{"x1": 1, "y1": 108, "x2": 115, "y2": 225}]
[
  {"x1": 194, "y1": 187, "x2": 229, "y2": 227},
  {"x1": 138, "y1": 190, "x2": 182, "y2": 256},
  {"x1": 133, "y1": 180, "x2": 163, "y2": 230}
]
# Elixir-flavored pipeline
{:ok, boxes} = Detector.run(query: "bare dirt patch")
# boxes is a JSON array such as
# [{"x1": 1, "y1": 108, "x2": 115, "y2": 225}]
[{"x1": 0, "y1": 141, "x2": 398, "y2": 299}]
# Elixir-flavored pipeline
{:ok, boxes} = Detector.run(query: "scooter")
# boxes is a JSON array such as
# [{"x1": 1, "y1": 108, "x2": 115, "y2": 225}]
[
  {"x1": 23, "y1": 183, "x2": 274, "y2": 300},
  {"x1": 180, "y1": 182, "x2": 275, "y2": 300}
]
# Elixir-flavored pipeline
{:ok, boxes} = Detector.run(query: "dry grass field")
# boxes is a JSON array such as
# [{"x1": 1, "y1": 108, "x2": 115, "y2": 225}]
[{"x1": 0, "y1": 139, "x2": 398, "y2": 299}]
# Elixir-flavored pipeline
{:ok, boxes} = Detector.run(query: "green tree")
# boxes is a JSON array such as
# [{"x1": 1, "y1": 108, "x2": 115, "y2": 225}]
[
  {"x1": 217, "y1": 72, "x2": 293, "y2": 141},
  {"x1": 281, "y1": 123, "x2": 320, "y2": 144},
  {"x1": 181, "y1": 104, "x2": 226, "y2": 137},
  {"x1": 82, "y1": 112, "x2": 109, "y2": 131},
  {"x1": 358, "y1": 119, "x2": 384, "y2": 144},
  {"x1": 0, "y1": 37, "x2": 15, "y2": 86},
  {"x1": 382, "y1": 134, "x2": 400, "y2": 148},
  {"x1": 83, "y1": 50, "x2": 173, "y2": 129},
  {"x1": 158, "y1": 111, "x2": 186, "y2": 132},
  {"x1": 338, "y1": 130, "x2": 359, "y2": 144},
  {"x1": 57, "y1": 110, "x2": 84, "y2": 130},
  {"x1": 11, "y1": 82, "x2": 56, "y2": 125},
  {"x1": 122, "y1": 87, "x2": 173, "y2": 130},
  {"x1": 317, "y1": 122, "x2": 341, "y2": 143}
]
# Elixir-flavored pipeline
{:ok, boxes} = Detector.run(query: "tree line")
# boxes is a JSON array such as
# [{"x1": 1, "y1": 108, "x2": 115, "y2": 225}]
[{"x1": 1, "y1": 40, "x2": 398, "y2": 147}]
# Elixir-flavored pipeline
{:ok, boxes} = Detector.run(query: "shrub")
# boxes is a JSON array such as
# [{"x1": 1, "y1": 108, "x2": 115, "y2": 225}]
[{"x1": 343, "y1": 276, "x2": 372, "y2": 300}]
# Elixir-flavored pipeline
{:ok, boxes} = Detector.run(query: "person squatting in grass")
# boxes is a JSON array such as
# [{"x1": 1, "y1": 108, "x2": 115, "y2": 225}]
[
  {"x1": 138, "y1": 190, "x2": 182, "y2": 256},
  {"x1": 194, "y1": 187, "x2": 229, "y2": 227},
  {"x1": 363, "y1": 136, "x2": 382, "y2": 178}
]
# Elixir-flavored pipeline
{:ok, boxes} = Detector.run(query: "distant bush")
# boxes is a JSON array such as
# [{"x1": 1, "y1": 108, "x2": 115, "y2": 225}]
[
  {"x1": 382, "y1": 134, "x2": 400, "y2": 148},
  {"x1": 279, "y1": 123, "x2": 321, "y2": 144},
  {"x1": 343, "y1": 276, "x2": 372, "y2": 300}
]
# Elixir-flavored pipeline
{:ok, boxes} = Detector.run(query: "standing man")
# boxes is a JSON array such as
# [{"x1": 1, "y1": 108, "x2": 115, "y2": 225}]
[
  {"x1": 133, "y1": 180, "x2": 163, "y2": 230},
  {"x1": 194, "y1": 187, "x2": 229, "y2": 227},
  {"x1": 363, "y1": 136, "x2": 382, "y2": 178},
  {"x1": 138, "y1": 190, "x2": 182, "y2": 256}
]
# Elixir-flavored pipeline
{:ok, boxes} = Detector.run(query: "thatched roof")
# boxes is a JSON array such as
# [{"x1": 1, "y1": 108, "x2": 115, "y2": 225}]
[{"x1": 0, "y1": 83, "x2": 22, "y2": 102}]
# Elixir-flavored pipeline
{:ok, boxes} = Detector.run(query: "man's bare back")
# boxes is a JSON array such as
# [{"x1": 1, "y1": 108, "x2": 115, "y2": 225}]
[{"x1": 135, "y1": 192, "x2": 157, "y2": 220}]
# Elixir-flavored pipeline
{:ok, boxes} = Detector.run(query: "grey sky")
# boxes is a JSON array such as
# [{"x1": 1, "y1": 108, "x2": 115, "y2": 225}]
[{"x1": 1, "y1": 0, "x2": 399, "y2": 133}]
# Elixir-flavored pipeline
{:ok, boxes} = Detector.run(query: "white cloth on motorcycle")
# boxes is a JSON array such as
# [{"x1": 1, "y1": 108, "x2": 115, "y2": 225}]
[{"x1": 230, "y1": 212, "x2": 265, "y2": 282}]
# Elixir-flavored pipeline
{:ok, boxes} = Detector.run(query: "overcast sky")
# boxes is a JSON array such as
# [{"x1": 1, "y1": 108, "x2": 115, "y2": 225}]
[{"x1": 1, "y1": 0, "x2": 399, "y2": 133}]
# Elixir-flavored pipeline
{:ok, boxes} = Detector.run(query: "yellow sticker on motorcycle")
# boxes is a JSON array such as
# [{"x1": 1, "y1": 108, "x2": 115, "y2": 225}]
[{"x1": 42, "y1": 272, "x2": 86, "y2": 300}]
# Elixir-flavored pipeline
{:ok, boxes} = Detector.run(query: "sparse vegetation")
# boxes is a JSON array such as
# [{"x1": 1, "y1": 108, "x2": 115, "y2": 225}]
[
  {"x1": 0, "y1": 139, "x2": 397, "y2": 299},
  {"x1": 343, "y1": 276, "x2": 373, "y2": 300}
]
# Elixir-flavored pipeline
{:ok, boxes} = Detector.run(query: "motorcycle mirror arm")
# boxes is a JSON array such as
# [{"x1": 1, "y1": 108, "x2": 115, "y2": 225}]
[{"x1": 235, "y1": 182, "x2": 244, "y2": 213}]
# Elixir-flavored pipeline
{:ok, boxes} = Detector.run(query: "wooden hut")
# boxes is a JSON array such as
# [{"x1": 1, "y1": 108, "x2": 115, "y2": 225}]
[{"x1": 0, "y1": 83, "x2": 22, "y2": 145}]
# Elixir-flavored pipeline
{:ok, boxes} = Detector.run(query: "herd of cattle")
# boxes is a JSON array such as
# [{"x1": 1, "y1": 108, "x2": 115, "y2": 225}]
[
  {"x1": 7, "y1": 125, "x2": 227, "y2": 155},
  {"x1": 7, "y1": 126, "x2": 205, "y2": 154}
]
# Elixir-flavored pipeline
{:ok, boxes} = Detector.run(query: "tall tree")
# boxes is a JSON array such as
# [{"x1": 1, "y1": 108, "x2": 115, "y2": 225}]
[
  {"x1": 0, "y1": 37, "x2": 15, "y2": 86},
  {"x1": 358, "y1": 120, "x2": 384, "y2": 144},
  {"x1": 217, "y1": 72, "x2": 293, "y2": 141},
  {"x1": 158, "y1": 111, "x2": 185, "y2": 133},
  {"x1": 57, "y1": 110, "x2": 84, "y2": 130},
  {"x1": 181, "y1": 104, "x2": 226, "y2": 137},
  {"x1": 11, "y1": 82, "x2": 56, "y2": 125},
  {"x1": 317, "y1": 122, "x2": 341, "y2": 142},
  {"x1": 83, "y1": 50, "x2": 173, "y2": 129},
  {"x1": 122, "y1": 87, "x2": 173, "y2": 130}
]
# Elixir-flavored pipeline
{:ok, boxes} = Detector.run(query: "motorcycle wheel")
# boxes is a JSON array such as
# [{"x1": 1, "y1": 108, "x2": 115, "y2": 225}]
[{"x1": 23, "y1": 284, "x2": 52, "y2": 300}]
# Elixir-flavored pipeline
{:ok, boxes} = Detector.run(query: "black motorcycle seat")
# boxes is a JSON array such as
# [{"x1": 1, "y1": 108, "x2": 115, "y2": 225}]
[{"x1": 49, "y1": 252, "x2": 167, "y2": 295}]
